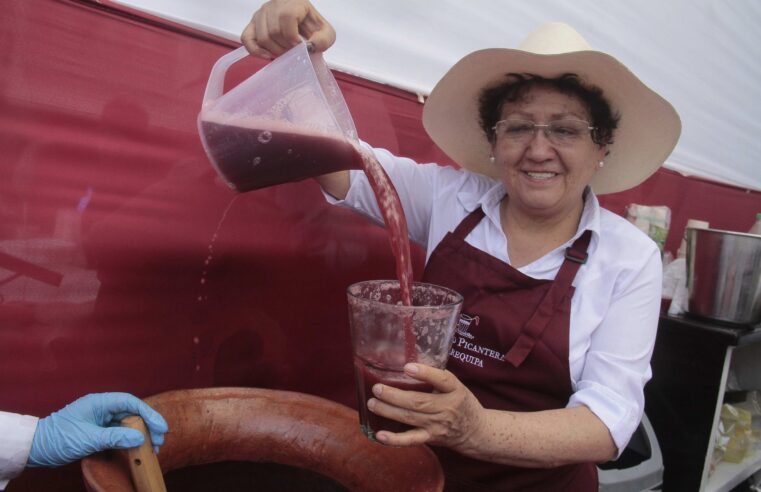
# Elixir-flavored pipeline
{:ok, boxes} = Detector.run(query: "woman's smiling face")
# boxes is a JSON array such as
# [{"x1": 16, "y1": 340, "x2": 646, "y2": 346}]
[{"x1": 492, "y1": 85, "x2": 606, "y2": 219}]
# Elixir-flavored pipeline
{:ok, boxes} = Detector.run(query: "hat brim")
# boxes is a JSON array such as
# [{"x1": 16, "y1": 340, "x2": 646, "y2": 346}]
[{"x1": 422, "y1": 48, "x2": 681, "y2": 194}]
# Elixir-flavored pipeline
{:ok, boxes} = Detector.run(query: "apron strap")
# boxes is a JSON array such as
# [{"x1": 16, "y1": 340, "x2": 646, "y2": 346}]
[
  {"x1": 504, "y1": 230, "x2": 593, "y2": 367},
  {"x1": 451, "y1": 208, "x2": 486, "y2": 240}
]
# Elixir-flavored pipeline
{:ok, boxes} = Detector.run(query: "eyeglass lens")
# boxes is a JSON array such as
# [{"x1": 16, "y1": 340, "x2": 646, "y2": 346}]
[{"x1": 494, "y1": 119, "x2": 593, "y2": 145}]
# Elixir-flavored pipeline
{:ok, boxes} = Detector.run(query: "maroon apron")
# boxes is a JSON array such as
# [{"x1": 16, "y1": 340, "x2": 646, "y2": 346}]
[{"x1": 421, "y1": 207, "x2": 597, "y2": 491}]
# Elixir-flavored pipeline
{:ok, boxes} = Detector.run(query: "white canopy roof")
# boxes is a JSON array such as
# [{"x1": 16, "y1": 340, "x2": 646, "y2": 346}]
[{"x1": 114, "y1": 0, "x2": 761, "y2": 192}]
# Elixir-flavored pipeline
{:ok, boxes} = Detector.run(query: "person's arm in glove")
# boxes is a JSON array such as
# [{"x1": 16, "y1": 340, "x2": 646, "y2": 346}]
[{"x1": 27, "y1": 392, "x2": 168, "y2": 468}]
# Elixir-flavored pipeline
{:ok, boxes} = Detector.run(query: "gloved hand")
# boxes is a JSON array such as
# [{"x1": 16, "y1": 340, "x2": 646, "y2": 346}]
[{"x1": 27, "y1": 392, "x2": 168, "y2": 467}]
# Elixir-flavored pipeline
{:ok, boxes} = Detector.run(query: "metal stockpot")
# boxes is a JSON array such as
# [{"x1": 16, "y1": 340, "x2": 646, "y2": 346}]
[{"x1": 685, "y1": 227, "x2": 761, "y2": 325}]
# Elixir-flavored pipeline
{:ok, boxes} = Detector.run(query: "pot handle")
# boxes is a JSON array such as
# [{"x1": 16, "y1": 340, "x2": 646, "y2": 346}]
[
  {"x1": 685, "y1": 230, "x2": 694, "y2": 288},
  {"x1": 201, "y1": 46, "x2": 250, "y2": 109}
]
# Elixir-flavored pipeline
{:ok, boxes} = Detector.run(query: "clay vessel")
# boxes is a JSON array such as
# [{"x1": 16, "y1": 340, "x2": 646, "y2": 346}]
[{"x1": 81, "y1": 387, "x2": 444, "y2": 491}]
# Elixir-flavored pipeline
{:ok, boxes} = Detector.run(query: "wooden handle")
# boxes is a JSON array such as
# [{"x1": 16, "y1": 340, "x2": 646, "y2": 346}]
[{"x1": 121, "y1": 416, "x2": 167, "y2": 492}]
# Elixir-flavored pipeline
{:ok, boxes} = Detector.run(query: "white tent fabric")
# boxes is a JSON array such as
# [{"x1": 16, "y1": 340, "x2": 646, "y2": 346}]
[{"x1": 113, "y1": 0, "x2": 761, "y2": 192}]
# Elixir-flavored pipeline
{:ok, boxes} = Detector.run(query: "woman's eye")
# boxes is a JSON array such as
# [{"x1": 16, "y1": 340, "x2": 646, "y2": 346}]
[
  {"x1": 553, "y1": 125, "x2": 580, "y2": 136},
  {"x1": 506, "y1": 123, "x2": 533, "y2": 134}
]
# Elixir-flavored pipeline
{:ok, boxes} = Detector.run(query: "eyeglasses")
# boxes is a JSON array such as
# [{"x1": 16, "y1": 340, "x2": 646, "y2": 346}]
[{"x1": 492, "y1": 118, "x2": 595, "y2": 146}]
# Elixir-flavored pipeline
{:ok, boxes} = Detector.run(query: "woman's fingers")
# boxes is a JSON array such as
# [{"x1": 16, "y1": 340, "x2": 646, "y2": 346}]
[
  {"x1": 240, "y1": 13, "x2": 273, "y2": 58},
  {"x1": 367, "y1": 365, "x2": 486, "y2": 450},
  {"x1": 263, "y1": 2, "x2": 303, "y2": 52},
  {"x1": 372, "y1": 382, "x2": 438, "y2": 414},
  {"x1": 404, "y1": 363, "x2": 459, "y2": 393},
  {"x1": 298, "y1": 8, "x2": 336, "y2": 52},
  {"x1": 240, "y1": 0, "x2": 335, "y2": 58},
  {"x1": 368, "y1": 396, "x2": 424, "y2": 428},
  {"x1": 254, "y1": 8, "x2": 289, "y2": 55},
  {"x1": 240, "y1": 3, "x2": 297, "y2": 58},
  {"x1": 376, "y1": 428, "x2": 431, "y2": 447}
]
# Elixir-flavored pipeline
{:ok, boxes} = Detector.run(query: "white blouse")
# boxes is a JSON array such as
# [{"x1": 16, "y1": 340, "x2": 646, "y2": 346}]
[
  {"x1": 0, "y1": 411, "x2": 37, "y2": 489},
  {"x1": 327, "y1": 145, "x2": 663, "y2": 455}
]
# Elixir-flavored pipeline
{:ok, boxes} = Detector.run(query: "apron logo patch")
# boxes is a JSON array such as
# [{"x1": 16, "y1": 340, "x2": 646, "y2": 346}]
[
  {"x1": 456, "y1": 313, "x2": 479, "y2": 339},
  {"x1": 450, "y1": 313, "x2": 505, "y2": 369}
]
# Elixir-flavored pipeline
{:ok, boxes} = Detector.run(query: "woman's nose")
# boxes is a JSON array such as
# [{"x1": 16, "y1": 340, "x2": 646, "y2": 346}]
[{"x1": 524, "y1": 129, "x2": 556, "y2": 158}]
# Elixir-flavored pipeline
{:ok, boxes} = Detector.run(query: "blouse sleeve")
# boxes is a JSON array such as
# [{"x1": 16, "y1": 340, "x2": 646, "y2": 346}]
[
  {"x1": 567, "y1": 241, "x2": 662, "y2": 456},
  {"x1": 324, "y1": 143, "x2": 459, "y2": 247},
  {"x1": 0, "y1": 411, "x2": 38, "y2": 489}
]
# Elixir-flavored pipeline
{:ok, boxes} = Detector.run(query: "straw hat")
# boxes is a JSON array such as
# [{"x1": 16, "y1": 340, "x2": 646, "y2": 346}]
[{"x1": 422, "y1": 22, "x2": 681, "y2": 195}]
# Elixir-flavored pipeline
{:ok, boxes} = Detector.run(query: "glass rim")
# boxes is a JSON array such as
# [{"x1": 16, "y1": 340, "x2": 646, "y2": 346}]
[{"x1": 346, "y1": 279, "x2": 464, "y2": 310}]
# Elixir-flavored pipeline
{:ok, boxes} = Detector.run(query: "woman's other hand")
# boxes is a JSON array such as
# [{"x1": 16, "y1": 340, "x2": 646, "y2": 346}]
[
  {"x1": 241, "y1": 0, "x2": 336, "y2": 58},
  {"x1": 367, "y1": 363, "x2": 487, "y2": 453},
  {"x1": 368, "y1": 365, "x2": 617, "y2": 466}
]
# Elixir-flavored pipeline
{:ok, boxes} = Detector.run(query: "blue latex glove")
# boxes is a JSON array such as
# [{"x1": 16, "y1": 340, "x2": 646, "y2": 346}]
[{"x1": 27, "y1": 392, "x2": 168, "y2": 467}]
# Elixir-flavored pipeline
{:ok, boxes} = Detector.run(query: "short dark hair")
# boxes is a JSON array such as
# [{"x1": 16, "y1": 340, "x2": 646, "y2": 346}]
[{"x1": 478, "y1": 73, "x2": 619, "y2": 148}]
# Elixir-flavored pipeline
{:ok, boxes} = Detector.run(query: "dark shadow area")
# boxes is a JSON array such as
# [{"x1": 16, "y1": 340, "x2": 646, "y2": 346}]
[{"x1": 163, "y1": 461, "x2": 350, "y2": 492}]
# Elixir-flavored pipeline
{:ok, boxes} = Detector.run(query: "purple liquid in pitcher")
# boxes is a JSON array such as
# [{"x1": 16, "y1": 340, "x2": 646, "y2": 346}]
[{"x1": 199, "y1": 115, "x2": 362, "y2": 192}]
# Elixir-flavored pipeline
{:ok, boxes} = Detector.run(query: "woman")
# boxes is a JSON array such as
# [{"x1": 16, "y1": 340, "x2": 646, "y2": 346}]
[{"x1": 242, "y1": 2, "x2": 680, "y2": 490}]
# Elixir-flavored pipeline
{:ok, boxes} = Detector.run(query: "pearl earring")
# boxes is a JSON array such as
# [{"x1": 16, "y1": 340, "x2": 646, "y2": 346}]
[
  {"x1": 489, "y1": 156, "x2": 495, "y2": 163},
  {"x1": 598, "y1": 161, "x2": 605, "y2": 168}
]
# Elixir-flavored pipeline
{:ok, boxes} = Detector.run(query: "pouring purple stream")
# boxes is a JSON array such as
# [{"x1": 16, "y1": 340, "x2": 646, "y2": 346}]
[{"x1": 199, "y1": 114, "x2": 417, "y2": 361}]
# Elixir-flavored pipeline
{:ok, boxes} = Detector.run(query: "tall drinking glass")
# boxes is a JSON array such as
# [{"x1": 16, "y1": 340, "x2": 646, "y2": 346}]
[{"x1": 347, "y1": 280, "x2": 463, "y2": 442}]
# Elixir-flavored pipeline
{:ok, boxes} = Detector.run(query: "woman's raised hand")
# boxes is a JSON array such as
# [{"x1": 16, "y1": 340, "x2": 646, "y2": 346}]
[{"x1": 241, "y1": 0, "x2": 336, "y2": 58}]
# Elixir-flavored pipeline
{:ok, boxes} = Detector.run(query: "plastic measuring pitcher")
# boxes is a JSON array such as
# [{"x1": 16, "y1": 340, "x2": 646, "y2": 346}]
[{"x1": 198, "y1": 43, "x2": 359, "y2": 192}]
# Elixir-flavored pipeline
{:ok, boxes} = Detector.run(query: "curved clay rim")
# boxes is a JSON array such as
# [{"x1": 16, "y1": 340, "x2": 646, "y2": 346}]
[{"x1": 81, "y1": 387, "x2": 444, "y2": 492}]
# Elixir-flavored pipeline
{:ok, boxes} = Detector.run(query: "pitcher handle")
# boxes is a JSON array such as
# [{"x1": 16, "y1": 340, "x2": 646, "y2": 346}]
[{"x1": 202, "y1": 46, "x2": 251, "y2": 109}]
